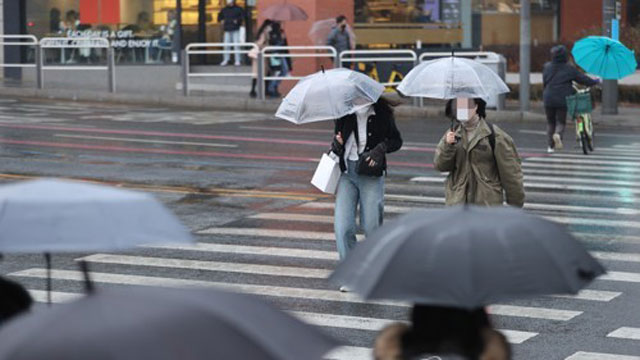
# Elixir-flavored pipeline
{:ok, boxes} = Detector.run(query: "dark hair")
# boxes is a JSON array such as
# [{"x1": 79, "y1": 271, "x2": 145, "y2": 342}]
[
  {"x1": 373, "y1": 96, "x2": 398, "y2": 120},
  {"x1": 256, "y1": 19, "x2": 273, "y2": 39},
  {"x1": 336, "y1": 15, "x2": 347, "y2": 24},
  {"x1": 0, "y1": 276, "x2": 33, "y2": 324},
  {"x1": 445, "y1": 98, "x2": 487, "y2": 120},
  {"x1": 402, "y1": 305, "x2": 491, "y2": 359}
]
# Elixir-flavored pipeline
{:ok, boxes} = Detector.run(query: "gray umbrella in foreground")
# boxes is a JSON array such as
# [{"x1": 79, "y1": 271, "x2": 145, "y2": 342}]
[
  {"x1": 0, "y1": 178, "x2": 194, "y2": 303},
  {"x1": 330, "y1": 205, "x2": 606, "y2": 309},
  {"x1": 0, "y1": 287, "x2": 339, "y2": 360}
]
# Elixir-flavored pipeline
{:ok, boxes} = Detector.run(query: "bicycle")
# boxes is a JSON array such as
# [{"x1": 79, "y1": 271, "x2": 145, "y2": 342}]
[{"x1": 566, "y1": 86, "x2": 595, "y2": 155}]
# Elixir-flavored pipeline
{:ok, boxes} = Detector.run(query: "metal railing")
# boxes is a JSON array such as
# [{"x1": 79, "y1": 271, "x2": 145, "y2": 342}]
[
  {"x1": 0, "y1": 35, "x2": 39, "y2": 69},
  {"x1": 39, "y1": 37, "x2": 115, "y2": 92},
  {"x1": 183, "y1": 42, "x2": 259, "y2": 96},
  {"x1": 418, "y1": 51, "x2": 506, "y2": 109},
  {"x1": 339, "y1": 49, "x2": 418, "y2": 87},
  {"x1": 260, "y1": 46, "x2": 337, "y2": 100}
]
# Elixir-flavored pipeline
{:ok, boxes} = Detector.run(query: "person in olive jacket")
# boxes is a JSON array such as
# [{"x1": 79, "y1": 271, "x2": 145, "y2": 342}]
[
  {"x1": 542, "y1": 45, "x2": 600, "y2": 153},
  {"x1": 330, "y1": 97, "x2": 403, "y2": 287},
  {"x1": 434, "y1": 98, "x2": 524, "y2": 208}
]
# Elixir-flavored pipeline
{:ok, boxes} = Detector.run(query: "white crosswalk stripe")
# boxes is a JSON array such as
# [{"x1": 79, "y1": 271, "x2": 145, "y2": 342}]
[
  {"x1": 565, "y1": 352, "x2": 640, "y2": 360},
  {"x1": 8, "y1": 147, "x2": 640, "y2": 357}
]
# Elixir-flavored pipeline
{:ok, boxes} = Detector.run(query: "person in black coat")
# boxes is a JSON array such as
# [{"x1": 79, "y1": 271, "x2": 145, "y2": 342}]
[
  {"x1": 330, "y1": 97, "x2": 402, "y2": 291},
  {"x1": 0, "y1": 276, "x2": 33, "y2": 325},
  {"x1": 218, "y1": 0, "x2": 245, "y2": 66},
  {"x1": 542, "y1": 45, "x2": 600, "y2": 153}
]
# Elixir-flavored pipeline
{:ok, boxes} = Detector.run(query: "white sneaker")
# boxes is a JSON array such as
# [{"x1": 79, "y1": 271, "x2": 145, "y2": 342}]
[
  {"x1": 220, "y1": 61, "x2": 229, "y2": 66},
  {"x1": 547, "y1": 147, "x2": 555, "y2": 154},
  {"x1": 552, "y1": 133, "x2": 563, "y2": 150},
  {"x1": 339, "y1": 285, "x2": 350, "y2": 293},
  {"x1": 234, "y1": 62, "x2": 242, "y2": 66}
]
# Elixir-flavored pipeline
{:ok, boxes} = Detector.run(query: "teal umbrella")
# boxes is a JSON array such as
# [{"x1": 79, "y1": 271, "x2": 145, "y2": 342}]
[{"x1": 572, "y1": 36, "x2": 637, "y2": 80}]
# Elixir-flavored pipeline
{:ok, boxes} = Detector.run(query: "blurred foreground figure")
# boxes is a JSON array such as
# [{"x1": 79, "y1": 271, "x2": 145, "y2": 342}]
[
  {"x1": 0, "y1": 276, "x2": 33, "y2": 325},
  {"x1": 374, "y1": 305, "x2": 510, "y2": 360}
]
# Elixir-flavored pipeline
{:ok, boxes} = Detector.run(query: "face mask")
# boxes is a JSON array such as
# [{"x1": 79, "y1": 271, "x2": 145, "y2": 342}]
[
  {"x1": 456, "y1": 108, "x2": 470, "y2": 121},
  {"x1": 226, "y1": 0, "x2": 234, "y2": 5}
]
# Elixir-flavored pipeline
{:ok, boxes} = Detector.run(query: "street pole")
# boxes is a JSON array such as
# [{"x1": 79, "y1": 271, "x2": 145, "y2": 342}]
[
  {"x1": 602, "y1": 0, "x2": 619, "y2": 115},
  {"x1": 519, "y1": 0, "x2": 531, "y2": 112}
]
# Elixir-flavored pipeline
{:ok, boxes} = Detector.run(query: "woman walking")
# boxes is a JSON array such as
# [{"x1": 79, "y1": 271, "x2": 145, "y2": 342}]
[
  {"x1": 249, "y1": 20, "x2": 273, "y2": 98},
  {"x1": 434, "y1": 98, "x2": 524, "y2": 208},
  {"x1": 542, "y1": 45, "x2": 600, "y2": 153},
  {"x1": 330, "y1": 97, "x2": 402, "y2": 290}
]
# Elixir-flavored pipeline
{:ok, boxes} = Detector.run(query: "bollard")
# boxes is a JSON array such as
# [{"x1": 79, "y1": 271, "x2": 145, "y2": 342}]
[
  {"x1": 182, "y1": 49, "x2": 189, "y2": 96},
  {"x1": 256, "y1": 52, "x2": 264, "y2": 101},
  {"x1": 107, "y1": 47, "x2": 116, "y2": 93},
  {"x1": 36, "y1": 45, "x2": 43, "y2": 89}
]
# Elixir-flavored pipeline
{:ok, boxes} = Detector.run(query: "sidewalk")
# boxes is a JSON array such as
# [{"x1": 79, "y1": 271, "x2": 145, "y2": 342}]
[
  {"x1": 0, "y1": 65, "x2": 638, "y2": 128},
  {"x1": 506, "y1": 71, "x2": 640, "y2": 86}
]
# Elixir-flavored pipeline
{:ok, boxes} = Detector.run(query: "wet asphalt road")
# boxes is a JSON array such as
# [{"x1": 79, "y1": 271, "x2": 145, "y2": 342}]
[{"x1": 0, "y1": 97, "x2": 639, "y2": 359}]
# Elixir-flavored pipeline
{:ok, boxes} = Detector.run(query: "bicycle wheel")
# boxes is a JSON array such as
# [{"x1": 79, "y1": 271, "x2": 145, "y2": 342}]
[{"x1": 580, "y1": 131, "x2": 589, "y2": 155}]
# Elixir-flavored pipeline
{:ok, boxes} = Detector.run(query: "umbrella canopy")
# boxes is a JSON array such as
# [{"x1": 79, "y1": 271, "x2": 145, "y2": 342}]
[
  {"x1": 0, "y1": 287, "x2": 339, "y2": 360},
  {"x1": 572, "y1": 36, "x2": 637, "y2": 80},
  {"x1": 262, "y1": 2, "x2": 308, "y2": 22},
  {"x1": 330, "y1": 206, "x2": 605, "y2": 309},
  {"x1": 308, "y1": 19, "x2": 356, "y2": 49},
  {"x1": 0, "y1": 178, "x2": 193, "y2": 252},
  {"x1": 397, "y1": 56, "x2": 510, "y2": 99},
  {"x1": 276, "y1": 68, "x2": 384, "y2": 124}
]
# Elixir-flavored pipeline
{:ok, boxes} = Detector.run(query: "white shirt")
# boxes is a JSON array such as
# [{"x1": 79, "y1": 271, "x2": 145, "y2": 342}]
[{"x1": 344, "y1": 105, "x2": 376, "y2": 162}]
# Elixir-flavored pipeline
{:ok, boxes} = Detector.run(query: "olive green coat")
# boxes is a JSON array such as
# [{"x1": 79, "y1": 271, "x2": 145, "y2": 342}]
[{"x1": 434, "y1": 119, "x2": 525, "y2": 207}]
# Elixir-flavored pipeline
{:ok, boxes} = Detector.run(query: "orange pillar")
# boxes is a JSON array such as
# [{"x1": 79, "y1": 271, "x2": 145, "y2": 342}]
[{"x1": 257, "y1": 0, "x2": 354, "y2": 92}]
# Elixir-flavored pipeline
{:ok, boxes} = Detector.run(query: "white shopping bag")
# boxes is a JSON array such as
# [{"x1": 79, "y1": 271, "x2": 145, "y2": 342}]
[{"x1": 311, "y1": 153, "x2": 341, "y2": 194}]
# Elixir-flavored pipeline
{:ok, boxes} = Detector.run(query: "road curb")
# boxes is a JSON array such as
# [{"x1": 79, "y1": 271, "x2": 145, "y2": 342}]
[{"x1": 0, "y1": 86, "x2": 636, "y2": 128}]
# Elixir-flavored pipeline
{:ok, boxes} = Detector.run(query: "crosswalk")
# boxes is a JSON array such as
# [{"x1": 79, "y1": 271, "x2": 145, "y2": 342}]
[{"x1": 6, "y1": 149, "x2": 640, "y2": 359}]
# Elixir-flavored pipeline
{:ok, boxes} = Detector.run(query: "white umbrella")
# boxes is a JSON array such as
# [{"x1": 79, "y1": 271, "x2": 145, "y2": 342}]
[
  {"x1": 397, "y1": 56, "x2": 510, "y2": 99},
  {"x1": 275, "y1": 68, "x2": 384, "y2": 124},
  {"x1": 0, "y1": 178, "x2": 193, "y2": 304}
]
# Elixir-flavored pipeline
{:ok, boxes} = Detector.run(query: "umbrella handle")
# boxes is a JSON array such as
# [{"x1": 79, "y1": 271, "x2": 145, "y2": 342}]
[
  {"x1": 79, "y1": 260, "x2": 95, "y2": 294},
  {"x1": 44, "y1": 252, "x2": 52, "y2": 306}
]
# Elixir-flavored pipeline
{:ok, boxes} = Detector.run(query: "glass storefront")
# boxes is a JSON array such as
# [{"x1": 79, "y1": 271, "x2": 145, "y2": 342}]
[
  {"x1": 25, "y1": 0, "x2": 256, "y2": 65},
  {"x1": 354, "y1": 0, "x2": 464, "y2": 47}
]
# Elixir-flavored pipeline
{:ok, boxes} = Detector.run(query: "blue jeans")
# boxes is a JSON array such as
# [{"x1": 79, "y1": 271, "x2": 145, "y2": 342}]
[
  {"x1": 334, "y1": 160, "x2": 385, "y2": 260},
  {"x1": 267, "y1": 58, "x2": 289, "y2": 94}
]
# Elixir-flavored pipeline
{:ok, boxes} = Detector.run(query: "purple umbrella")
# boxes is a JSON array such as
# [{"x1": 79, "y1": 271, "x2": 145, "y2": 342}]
[{"x1": 262, "y1": 1, "x2": 308, "y2": 22}]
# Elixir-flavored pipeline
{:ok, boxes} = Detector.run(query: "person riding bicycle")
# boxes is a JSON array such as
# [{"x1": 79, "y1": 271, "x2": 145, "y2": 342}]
[{"x1": 542, "y1": 45, "x2": 600, "y2": 153}]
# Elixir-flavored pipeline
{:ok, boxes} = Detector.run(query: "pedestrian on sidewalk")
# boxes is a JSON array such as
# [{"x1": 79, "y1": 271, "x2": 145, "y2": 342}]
[
  {"x1": 266, "y1": 22, "x2": 292, "y2": 98},
  {"x1": 542, "y1": 45, "x2": 600, "y2": 153},
  {"x1": 434, "y1": 98, "x2": 524, "y2": 208},
  {"x1": 0, "y1": 276, "x2": 33, "y2": 325},
  {"x1": 373, "y1": 305, "x2": 511, "y2": 360},
  {"x1": 218, "y1": 0, "x2": 245, "y2": 66},
  {"x1": 249, "y1": 20, "x2": 273, "y2": 98},
  {"x1": 327, "y1": 15, "x2": 353, "y2": 67},
  {"x1": 330, "y1": 97, "x2": 403, "y2": 291}
]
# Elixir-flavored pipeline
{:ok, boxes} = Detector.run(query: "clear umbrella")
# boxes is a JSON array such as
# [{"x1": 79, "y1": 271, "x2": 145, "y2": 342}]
[
  {"x1": 397, "y1": 56, "x2": 510, "y2": 99},
  {"x1": 275, "y1": 68, "x2": 384, "y2": 124}
]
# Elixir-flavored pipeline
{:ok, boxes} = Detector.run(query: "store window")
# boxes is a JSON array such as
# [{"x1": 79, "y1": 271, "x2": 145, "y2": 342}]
[
  {"x1": 355, "y1": 0, "x2": 457, "y2": 24},
  {"x1": 472, "y1": 0, "x2": 558, "y2": 13},
  {"x1": 26, "y1": 0, "x2": 180, "y2": 64}
]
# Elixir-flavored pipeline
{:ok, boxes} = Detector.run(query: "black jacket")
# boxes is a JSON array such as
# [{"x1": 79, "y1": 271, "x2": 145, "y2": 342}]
[
  {"x1": 217, "y1": 6, "x2": 244, "y2": 32},
  {"x1": 543, "y1": 45, "x2": 598, "y2": 108},
  {"x1": 333, "y1": 103, "x2": 403, "y2": 173}
]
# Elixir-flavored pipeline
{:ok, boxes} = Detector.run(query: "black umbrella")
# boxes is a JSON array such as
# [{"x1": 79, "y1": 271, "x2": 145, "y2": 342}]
[
  {"x1": 330, "y1": 205, "x2": 606, "y2": 309},
  {"x1": 0, "y1": 287, "x2": 339, "y2": 360}
]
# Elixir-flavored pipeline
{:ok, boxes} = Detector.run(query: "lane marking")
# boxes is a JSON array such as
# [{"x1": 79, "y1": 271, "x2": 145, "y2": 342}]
[
  {"x1": 526, "y1": 157, "x2": 640, "y2": 167},
  {"x1": 28, "y1": 290, "x2": 81, "y2": 303},
  {"x1": 599, "y1": 271, "x2": 640, "y2": 283},
  {"x1": 565, "y1": 352, "x2": 640, "y2": 360},
  {"x1": 301, "y1": 198, "x2": 640, "y2": 216},
  {"x1": 197, "y1": 227, "x2": 363, "y2": 241},
  {"x1": 521, "y1": 168, "x2": 637, "y2": 179},
  {"x1": 519, "y1": 129, "x2": 640, "y2": 138},
  {"x1": 250, "y1": 212, "x2": 640, "y2": 230},
  {"x1": 522, "y1": 162, "x2": 640, "y2": 173},
  {"x1": 324, "y1": 346, "x2": 372, "y2": 360},
  {"x1": 410, "y1": 176, "x2": 640, "y2": 194},
  {"x1": 13, "y1": 269, "x2": 585, "y2": 321},
  {"x1": 0, "y1": 138, "x2": 433, "y2": 169},
  {"x1": 607, "y1": 327, "x2": 640, "y2": 341},
  {"x1": 55, "y1": 134, "x2": 238, "y2": 148},
  {"x1": 145, "y1": 242, "x2": 621, "y2": 302},
  {"x1": 78, "y1": 254, "x2": 332, "y2": 279},
  {"x1": 591, "y1": 252, "x2": 640, "y2": 264}
]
